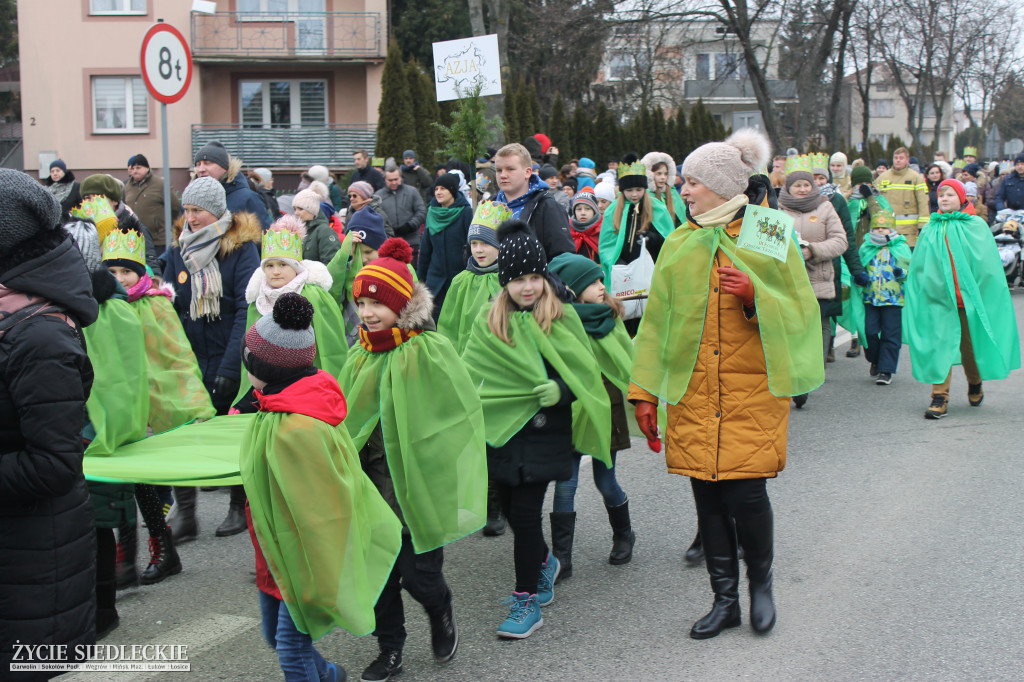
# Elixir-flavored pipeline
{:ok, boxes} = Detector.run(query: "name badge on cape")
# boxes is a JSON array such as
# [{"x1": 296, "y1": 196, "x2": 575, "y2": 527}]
[{"x1": 737, "y1": 206, "x2": 794, "y2": 263}]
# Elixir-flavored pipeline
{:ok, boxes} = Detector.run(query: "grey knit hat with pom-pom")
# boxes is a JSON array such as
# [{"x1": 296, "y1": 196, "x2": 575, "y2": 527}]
[{"x1": 680, "y1": 129, "x2": 772, "y2": 200}]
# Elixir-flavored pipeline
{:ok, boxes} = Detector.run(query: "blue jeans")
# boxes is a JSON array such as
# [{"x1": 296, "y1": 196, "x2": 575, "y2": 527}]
[
  {"x1": 258, "y1": 591, "x2": 334, "y2": 682},
  {"x1": 552, "y1": 452, "x2": 626, "y2": 512},
  {"x1": 863, "y1": 304, "x2": 902, "y2": 374}
]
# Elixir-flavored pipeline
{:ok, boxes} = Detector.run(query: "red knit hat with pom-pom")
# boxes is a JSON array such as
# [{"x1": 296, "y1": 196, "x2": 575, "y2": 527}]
[{"x1": 352, "y1": 238, "x2": 415, "y2": 315}]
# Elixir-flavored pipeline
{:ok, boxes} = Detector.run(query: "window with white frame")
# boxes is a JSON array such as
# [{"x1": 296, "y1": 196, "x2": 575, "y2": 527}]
[
  {"x1": 89, "y1": 0, "x2": 146, "y2": 14},
  {"x1": 92, "y1": 77, "x2": 149, "y2": 133},
  {"x1": 240, "y1": 79, "x2": 327, "y2": 129},
  {"x1": 868, "y1": 99, "x2": 895, "y2": 118}
]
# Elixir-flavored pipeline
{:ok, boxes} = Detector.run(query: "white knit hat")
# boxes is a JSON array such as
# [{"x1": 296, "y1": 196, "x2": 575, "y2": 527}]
[
  {"x1": 292, "y1": 188, "x2": 322, "y2": 217},
  {"x1": 681, "y1": 129, "x2": 771, "y2": 200},
  {"x1": 594, "y1": 181, "x2": 616, "y2": 203}
]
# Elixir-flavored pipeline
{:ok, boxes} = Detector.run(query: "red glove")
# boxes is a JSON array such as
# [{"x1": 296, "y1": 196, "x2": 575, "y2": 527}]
[
  {"x1": 635, "y1": 401, "x2": 660, "y2": 445},
  {"x1": 717, "y1": 266, "x2": 755, "y2": 309}
]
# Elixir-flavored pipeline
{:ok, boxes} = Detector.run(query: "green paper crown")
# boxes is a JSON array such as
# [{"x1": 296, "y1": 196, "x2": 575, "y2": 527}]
[
  {"x1": 784, "y1": 154, "x2": 815, "y2": 175},
  {"x1": 962, "y1": 146, "x2": 978, "y2": 157},
  {"x1": 952, "y1": 159, "x2": 965, "y2": 170},
  {"x1": 102, "y1": 228, "x2": 145, "y2": 265},
  {"x1": 471, "y1": 200, "x2": 513, "y2": 230},
  {"x1": 618, "y1": 161, "x2": 647, "y2": 179},
  {"x1": 809, "y1": 152, "x2": 830, "y2": 173},
  {"x1": 262, "y1": 227, "x2": 303, "y2": 262},
  {"x1": 72, "y1": 195, "x2": 119, "y2": 242},
  {"x1": 870, "y1": 210, "x2": 895, "y2": 230}
]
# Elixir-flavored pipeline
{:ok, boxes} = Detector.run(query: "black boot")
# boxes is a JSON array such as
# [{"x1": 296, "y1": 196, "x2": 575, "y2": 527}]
[
  {"x1": 736, "y1": 507, "x2": 776, "y2": 634},
  {"x1": 690, "y1": 512, "x2": 741, "y2": 639},
  {"x1": 605, "y1": 499, "x2": 635, "y2": 565},
  {"x1": 216, "y1": 485, "x2": 247, "y2": 537},
  {"x1": 141, "y1": 527, "x2": 183, "y2": 585},
  {"x1": 115, "y1": 518, "x2": 139, "y2": 589},
  {"x1": 96, "y1": 528, "x2": 120, "y2": 639},
  {"x1": 482, "y1": 480, "x2": 506, "y2": 536},
  {"x1": 684, "y1": 530, "x2": 704, "y2": 564},
  {"x1": 168, "y1": 486, "x2": 198, "y2": 543},
  {"x1": 549, "y1": 511, "x2": 576, "y2": 582}
]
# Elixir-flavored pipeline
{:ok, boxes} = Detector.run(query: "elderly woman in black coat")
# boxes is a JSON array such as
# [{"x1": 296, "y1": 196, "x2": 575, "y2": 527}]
[{"x1": 0, "y1": 169, "x2": 100, "y2": 677}]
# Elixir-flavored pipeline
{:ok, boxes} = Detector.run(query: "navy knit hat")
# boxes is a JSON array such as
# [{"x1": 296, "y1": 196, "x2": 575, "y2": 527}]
[
  {"x1": 242, "y1": 293, "x2": 316, "y2": 384},
  {"x1": 50, "y1": 159, "x2": 67, "y2": 173},
  {"x1": 128, "y1": 154, "x2": 150, "y2": 169},
  {"x1": 345, "y1": 207, "x2": 387, "y2": 250},
  {"x1": 497, "y1": 219, "x2": 547, "y2": 286},
  {"x1": 962, "y1": 163, "x2": 982, "y2": 178}
]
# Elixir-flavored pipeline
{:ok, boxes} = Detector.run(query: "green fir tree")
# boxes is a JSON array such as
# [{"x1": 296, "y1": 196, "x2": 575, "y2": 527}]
[
  {"x1": 433, "y1": 84, "x2": 504, "y2": 167},
  {"x1": 376, "y1": 40, "x2": 417, "y2": 161},
  {"x1": 548, "y1": 94, "x2": 571, "y2": 161}
]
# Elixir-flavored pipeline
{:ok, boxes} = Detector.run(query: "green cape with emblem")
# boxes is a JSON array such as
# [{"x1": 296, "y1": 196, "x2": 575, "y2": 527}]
[
  {"x1": 462, "y1": 304, "x2": 612, "y2": 464},
  {"x1": 437, "y1": 269, "x2": 501, "y2": 354},
  {"x1": 631, "y1": 218, "x2": 825, "y2": 402},
  {"x1": 905, "y1": 211, "x2": 1020, "y2": 383},
  {"x1": 339, "y1": 331, "x2": 487, "y2": 553},
  {"x1": 598, "y1": 191, "x2": 676, "y2": 286}
]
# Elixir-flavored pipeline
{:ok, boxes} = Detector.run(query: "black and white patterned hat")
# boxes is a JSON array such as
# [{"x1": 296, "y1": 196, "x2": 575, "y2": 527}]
[{"x1": 497, "y1": 219, "x2": 548, "y2": 286}]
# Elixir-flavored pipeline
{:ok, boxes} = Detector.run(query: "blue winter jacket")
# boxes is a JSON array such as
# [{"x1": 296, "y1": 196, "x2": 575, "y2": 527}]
[
  {"x1": 223, "y1": 171, "x2": 272, "y2": 230},
  {"x1": 995, "y1": 171, "x2": 1024, "y2": 212},
  {"x1": 417, "y1": 192, "x2": 474, "y2": 318}
]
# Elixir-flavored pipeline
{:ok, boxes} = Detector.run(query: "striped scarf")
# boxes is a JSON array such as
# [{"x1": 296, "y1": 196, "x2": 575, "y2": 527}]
[{"x1": 358, "y1": 325, "x2": 422, "y2": 353}]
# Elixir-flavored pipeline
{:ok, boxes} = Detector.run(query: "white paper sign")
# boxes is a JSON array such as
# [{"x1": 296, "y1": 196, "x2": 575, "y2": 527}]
[
  {"x1": 737, "y1": 205, "x2": 794, "y2": 262},
  {"x1": 432, "y1": 34, "x2": 502, "y2": 102}
]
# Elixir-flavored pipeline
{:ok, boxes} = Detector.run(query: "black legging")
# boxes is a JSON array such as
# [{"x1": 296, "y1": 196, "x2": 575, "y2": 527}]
[
  {"x1": 497, "y1": 480, "x2": 550, "y2": 595},
  {"x1": 136, "y1": 484, "x2": 168, "y2": 538}
]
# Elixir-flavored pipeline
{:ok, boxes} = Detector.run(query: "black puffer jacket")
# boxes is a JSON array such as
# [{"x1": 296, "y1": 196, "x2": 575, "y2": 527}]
[{"x1": 0, "y1": 231, "x2": 99, "y2": 675}]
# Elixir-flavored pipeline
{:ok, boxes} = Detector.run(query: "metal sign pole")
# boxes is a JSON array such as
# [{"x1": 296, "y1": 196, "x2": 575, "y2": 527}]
[{"x1": 161, "y1": 102, "x2": 172, "y2": 252}]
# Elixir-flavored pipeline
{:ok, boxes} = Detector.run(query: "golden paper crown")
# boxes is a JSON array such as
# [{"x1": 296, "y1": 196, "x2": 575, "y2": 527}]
[
  {"x1": 262, "y1": 226, "x2": 304, "y2": 262},
  {"x1": 962, "y1": 146, "x2": 978, "y2": 157},
  {"x1": 784, "y1": 155, "x2": 815, "y2": 175},
  {"x1": 952, "y1": 158, "x2": 965, "y2": 169},
  {"x1": 618, "y1": 161, "x2": 647, "y2": 179},
  {"x1": 101, "y1": 228, "x2": 146, "y2": 265},
  {"x1": 72, "y1": 196, "x2": 119, "y2": 243},
  {"x1": 870, "y1": 210, "x2": 895, "y2": 230},
  {"x1": 471, "y1": 200, "x2": 513, "y2": 230},
  {"x1": 809, "y1": 153, "x2": 830, "y2": 173}
]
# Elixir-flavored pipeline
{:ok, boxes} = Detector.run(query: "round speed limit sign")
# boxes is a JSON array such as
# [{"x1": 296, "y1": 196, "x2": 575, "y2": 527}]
[{"x1": 140, "y1": 23, "x2": 193, "y2": 104}]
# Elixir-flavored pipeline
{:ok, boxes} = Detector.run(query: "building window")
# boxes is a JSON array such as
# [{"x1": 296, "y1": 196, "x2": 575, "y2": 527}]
[
  {"x1": 733, "y1": 111, "x2": 761, "y2": 130},
  {"x1": 868, "y1": 99, "x2": 895, "y2": 118},
  {"x1": 607, "y1": 53, "x2": 632, "y2": 81},
  {"x1": 696, "y1": 54, "x2": 711, "y2": 81},
  {"x1": 868, "y1": 133, "x2": 890, "y2": 147},
  {"x1": 715, "y1": 53, "x2": 747, "y2": 80},
  {"x1": 89, "y1": 0, "x2": 146, "y2": 14},
  {"x1": 92, "y1": 77, "x2": 149, "y2": 133},
  {"x1": 240, "y1": 79, "x2": 327, "y2": 129},
  {"x1": 876, "y1": 84, "x2": 889, "y2": 92},
  {"x1": 237, "y1": 0, "x2": 326, "y2": 50}
]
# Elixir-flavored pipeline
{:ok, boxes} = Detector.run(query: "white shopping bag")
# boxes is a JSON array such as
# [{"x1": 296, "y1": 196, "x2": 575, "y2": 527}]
[{"x1": 610, "y1": 236, "x2": 654, "y2": 320}]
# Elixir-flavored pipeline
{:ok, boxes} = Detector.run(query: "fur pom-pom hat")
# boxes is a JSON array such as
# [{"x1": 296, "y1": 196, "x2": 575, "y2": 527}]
[
  {"x1": 242, "y1": 292, "x2": 316, "y2": 385},
  {"x1": 497, "y1": 219, "x2": 548, "y2": 286},
  {"x1": 352, "y1": 238, "x2": 415, "y2": 315},
  {"x1": 681, "y1": 128, "x2": 772, "y2": 200},
  {"x1": 293, "y1": 181, "x2": 327, "y2": 217}
]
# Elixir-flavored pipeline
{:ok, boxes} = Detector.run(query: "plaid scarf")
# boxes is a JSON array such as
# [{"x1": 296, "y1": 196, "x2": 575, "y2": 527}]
[{"x1": 179, "y1": 211, "x2": 231, "y2": 320}]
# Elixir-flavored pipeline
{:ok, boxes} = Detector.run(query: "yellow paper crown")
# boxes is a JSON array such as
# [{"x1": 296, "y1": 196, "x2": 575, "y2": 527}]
[
  {"x1": 784, "y1": 155, "x2": 815, "y2": 175},
  {"x1": 262, "y1": 226, "x2": 303, "y2": 262},
  {"x1": 870, "y1": 210, "x2": 895, "y2": 230},
  {"x1": 101, "y1": 228, "x2": 146, "y2": 266},
  {"x1": 471, "y1": 200, "x2": 513, "y2": 230},
  {"x1": 809, "y1": 153, "x2": 830, "y2": 174},
  {"x1": 71, "y1": 196, "x2": 119, "y2": 243},
  {"x1": 962, "y1": 146, "x2": 978, "y2": 157},
  {"x1": 952, "y1": 159, "x2": 965, "y2": 170},
  {"x1": 618, "y1": 161, "x2": 647, "y2": 179}
]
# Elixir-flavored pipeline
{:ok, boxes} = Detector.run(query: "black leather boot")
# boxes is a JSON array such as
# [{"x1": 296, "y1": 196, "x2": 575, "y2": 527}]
[
  {"x1": 115, "y1": 518, "x2": 139, "y2": 589},
  {"x1": 168, "y1": 486, "x2": 199, "y2": 543},
  {"x1": 96, "y1": 528, "x2": 120, "y2": 639},
  {"x1": 216, "y1": 485, "x2": 247, "y2": 537},
  {"x1": 549, "y1": 511, "x2": 576, "y2": 582},
  {"x1": 684, "y1": 530, "x2": 704, "y2": 564},
  {"x1": 736, "y1": 507, "x2": 776, "y2": 634},
  {"x1": 141, "y1": 527, "x2": 183, "y2": 585},
  {"x1": 606, "y1": 499, "x2": 635, "y2": 565},
  {"x1": 690, "y1": 512, "x2": 741, "y2": 639},
  {"x1": 482, "y1": 480, "x2": 506, "y2": 536}
]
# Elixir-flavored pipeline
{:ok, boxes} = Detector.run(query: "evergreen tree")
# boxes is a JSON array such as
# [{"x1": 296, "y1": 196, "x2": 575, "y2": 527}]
[
  {"x1": 376, "y1": 40, "x2": 417, "y2": 161},
  {"x1": 674, "y1": 107, "x2": 691, "y2": 161},
  {"x1": 434, "y1": 83, "x2": 504, "y2": 166},
  {"x1": 514, "y1": 75, "x2": 531, "y2": 143},
  {"x1": 652, "y1": 106, "x2": 667, "y2": 152},
  {"x1": 407, "y1": 59, "x2": 443, "y2": 170},
  {"x1": 665, "y1": 116, "x2": 677, "y2": 161},
  {"x1": 690, "y1": 99, "x2": 714, "y2": 146},
  {"x1": 548, "y1": 94, "x2": 571, "y2": 161},
  {"x1": 527, "y1": 80, "x2": 542, "y2": 136},
  {"x1": 592, "y1": 101, "x2": 616, "y2": 165},
  {"x1": 571, "y1": 106, "x2": 592, "y2": 159},
  {"x1": 503, "y1": 83, "x2": 519, "y2": 145}
]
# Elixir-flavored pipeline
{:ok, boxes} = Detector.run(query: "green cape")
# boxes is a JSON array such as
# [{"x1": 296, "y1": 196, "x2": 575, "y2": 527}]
[
  {"x1": 241, "y1": 410, "x2": 402, "y2": 639},
  {"x1": 576, "y1": 308, "x2": 634, "y2": 392},
  {"x1": 236, "y1": 284, "x2": 349, "y2": 403},
  {"x1": 599, "y1": 192, "x2": 676, "y2": 286},
  {"x1": 327, "y1": 233, "x2": 363, "y2": 308},
  {"x1": 437, "y1": 269, "x2": 501, "y2": 354},
  {"x1": 905, "y1": 211, "x2": 1020, "y2": 383},
  {"x1": 83, "y1": 297, "x2": 149, "y2": 456},
  {"x1": 631, "y1": 221, "x2": 825, "y2": 402},
  {"x1": 653, "y1": 189, "x2": 687, "y2": 226},
  {"x1": 836, "y1": 235, "x2": 912, "y2": 340},
  {"x1": 84, "y1": 414, "x2": 250, "y2": 486},
  {"x1": 133, "y1": 295, "x2": 215, "y2": 434},
  {"x1": 339, "y1": 332, "x2": 487, "y2": 553},
  {"x1": 462, "y1": 304, "x2": 612, "y2": 463}
]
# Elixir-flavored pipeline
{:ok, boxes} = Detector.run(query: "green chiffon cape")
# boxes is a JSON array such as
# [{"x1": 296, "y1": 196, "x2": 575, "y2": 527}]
[
  {"x1": 437, "y1": 269, "x2": 501, "y2": 354},
  {"x1": 598, "y1": 191, "x2": 676, "y2": 286},
  {"x1": 838, "y1": 235, "x2": 912, "y2": 340}
]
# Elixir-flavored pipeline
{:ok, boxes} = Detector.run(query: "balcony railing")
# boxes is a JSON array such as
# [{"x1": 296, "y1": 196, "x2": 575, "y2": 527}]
[
  {"x1": 192, "y1": 124, "x2": 377, "y2": 167},
  {"x1": 190, "y1": 11, "x2": 383, "y2": 60},
  {"x1": 684, "y1": 79, "x2": 797, "y2": 101}
]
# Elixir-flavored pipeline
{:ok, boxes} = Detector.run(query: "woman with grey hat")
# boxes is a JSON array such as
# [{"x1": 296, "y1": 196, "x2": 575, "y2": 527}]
[
  {"x1": 161, "y1": 176, "x2": 262, "y2": 541},
  {"x1": 44, "y1": 158, "x2": 83, "y2": 218}
]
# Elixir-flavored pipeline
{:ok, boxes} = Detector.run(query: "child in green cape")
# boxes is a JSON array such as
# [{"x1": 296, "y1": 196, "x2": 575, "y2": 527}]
[
  {"x1": 642, "y1": 152, "x2": 687, "y2": 226},
  {"x1": 102, "y1": 226, "x2": 204, "y2": 588},
  {"x1": 462, "y1": 220, "x2": 612, "y2": 640},
  {"x1": 239, "y1": 293, "x2": 402, "y2": 682},
  {"x1": 234, "y1": 215, "x2": 347, "y2": 410},
  {"x1": 547, "y1": 252, "x2": 636, "y2": 578},
  {"x1": 339, "y1": 238, "x2": 487, "y2": 680},
  {"x1": 906, "y1": 178, "x2": 1020, "y2": 419},
  {"x1": 327, "y1": 206, "x2": 388, "y2": 346}
]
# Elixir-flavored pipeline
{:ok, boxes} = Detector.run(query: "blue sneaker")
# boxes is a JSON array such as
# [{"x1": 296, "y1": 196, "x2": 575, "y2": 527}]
[
  {"x1": 536, "y1": 552, "x2": 560, "y2": 606},
  {"x1": 497, "y1": 592, "x2": 543, "y2": 639}
]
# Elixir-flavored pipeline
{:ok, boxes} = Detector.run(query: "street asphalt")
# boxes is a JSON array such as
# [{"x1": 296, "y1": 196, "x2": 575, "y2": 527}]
[{"x1": 71, "y1": 292, "x2": 1024, "y2": 682}]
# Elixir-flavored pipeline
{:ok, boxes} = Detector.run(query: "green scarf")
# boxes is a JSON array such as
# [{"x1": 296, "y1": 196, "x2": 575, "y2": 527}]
[
  {"x1": 462, "y1": 304, "x2": 612, "y2": 463},
  {"x1": 83, "y1": 297, "x2": 149, "y2": 455},
  {"x1": 598, "y1": 192, "x2": 677, "y2": 286},
  {"x1": 85, "y1": 414, "x2": 251, "y2": 486},
  {"x1": 572, "y1": 302, "x2": 616, "y2": 338},
  {"x1": 427, "y1": 204, "x2": 467, "y2": 235},
  {"x1": 905, "y1": 211, "x2": 1020, "y2": 383},
  {"x1": 241, "y1": 409, "x2": 402, "y2": 639},
  {"x1": 132, "y1": 295, "x2": 215, "y2": 434},
  {"x1": 632, "y1": 220, "x2": 825, "y2": 402},
  {"x1": 582, "y1": 312, "x2": 634, "y2": 392},
  {"x1": 438, "y1": 269, "x2": 501, "y2": 354},
  {"x1": 339, "y1": 332, "x2": 488, "y2": 553}
]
